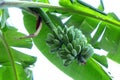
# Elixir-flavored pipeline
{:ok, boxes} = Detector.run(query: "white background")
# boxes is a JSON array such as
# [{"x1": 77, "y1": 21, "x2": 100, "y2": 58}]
[{"x1": 7, "y1": 0, "x2": 120, "y2": 80}]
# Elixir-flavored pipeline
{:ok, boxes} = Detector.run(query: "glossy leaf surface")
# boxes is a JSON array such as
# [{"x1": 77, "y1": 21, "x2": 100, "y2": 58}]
[{"x1": 23, "y1": 10, "x2": 110, "y2": 80}]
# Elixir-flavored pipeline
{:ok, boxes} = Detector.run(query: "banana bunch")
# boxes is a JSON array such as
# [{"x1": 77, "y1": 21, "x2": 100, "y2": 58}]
[{"x1": 46, "y1": 26, "x2": 94, "y2": 66}]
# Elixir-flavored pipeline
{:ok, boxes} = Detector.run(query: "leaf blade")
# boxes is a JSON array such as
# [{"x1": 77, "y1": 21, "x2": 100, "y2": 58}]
[
  {"x1": 4, "y1": 26, "x2": 33, "y2": 49},
  {"x1": 23, "y1": 11, "x2": 111, "y2": 80}
]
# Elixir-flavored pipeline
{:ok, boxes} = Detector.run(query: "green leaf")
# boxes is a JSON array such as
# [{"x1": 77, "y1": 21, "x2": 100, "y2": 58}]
[
  {"x1": 0, "y1": 64, "x2": 32, "y2": 80},
  {"x1": 107, "y1": 47, "x2": 120, "y2": 63},
  {"x1": 11, "y1": 48, "x2": 37, "y2": 68},
  {"x1": 47, "y1": 12, "x2": 64, "y2": 27},
  {"x1": 59, "y1": 0, "x2": 120, "y2": 64},
  {"x1": 107, "y1": 12, "x2": 120, "y2": 21},
  {"x1": 23, "y1": 11, "x2": 111, "y2": 80},
  {"x1": 0, "y1": 26, "x2": 36, "y2": 80},
  {"x1": 90, "y1": 22, "x2": 106, "y2": 45},
  {"x1": 65, "y1": 14, "x2": 85, "y2": 27},
  {"x1": 59, "y1": 0, "x2": 120, "y2": 28},
  {"x1": 62, "y1": 12, "x2": 120, "y2": 63},
  {"x1": 98, "y1": 0, "x2": 104, "y2": 11},
  {"x1": 0, "y1": 45, "x2": 36, "y2": 80},
  {"x1": 0, "y1": 66, "x2": 15, "y2": 80},
  {"x1": 92, "y1": 54, "x2": 108, "y2": 67},
  {"x1": 0, "y1": 38, "x2": 9, "y2": 64},
  {"x1": 0, "y1": 9, "x2": 9, "y2": 29},
  {"x1": 98, "y1": 25, "x2": 120, "y2": 53},
  {"x1": 11, "y1": 49, "x2": 36, "y2": 79},
  {"x1": 3, "y1": 26, "x2": 32, "y2": 49},
  {"x1": 0, "y1": 9, "x2": 2, "y2": 15}
]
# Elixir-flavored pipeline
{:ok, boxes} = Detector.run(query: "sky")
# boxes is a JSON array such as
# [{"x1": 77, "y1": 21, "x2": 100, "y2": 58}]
[{"x1": 7, "y1": 0, "x2": 120, "y2": 80}]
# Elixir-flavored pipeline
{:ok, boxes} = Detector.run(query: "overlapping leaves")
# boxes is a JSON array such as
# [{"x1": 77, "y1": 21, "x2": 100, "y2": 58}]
[
  {"x1": 0, "y1": 9, "x2": 36, "y2": 80},
  {"x1": 23, "y1": 10, "x2": 110, "y2": 80},
  {"x1": 59, "y1": 0, "x2": 120, "y2": 64},
  {"x1": 22, "y1": 4, "x2": 115, "y2": 80},
  {"x1": 23, "y1": 0, "x2": 120, "y2": 80},
  {"x1": 1, "y1": 0, "x2": 119, "y2": 80}
]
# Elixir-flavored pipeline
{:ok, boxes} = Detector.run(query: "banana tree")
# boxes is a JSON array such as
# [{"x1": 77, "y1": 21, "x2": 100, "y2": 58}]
[{"x1": 0, "y1": 0, "x2": 120, "y2": 80}]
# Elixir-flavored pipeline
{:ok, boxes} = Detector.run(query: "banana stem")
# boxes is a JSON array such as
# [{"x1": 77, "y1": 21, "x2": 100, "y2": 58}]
[
  {"x1": 29, "y1": 8, "x2": 56, "y2": 31},
  {"x1": 0, "y1": 1, "x2": 64, "y2": 10},
  {"x1": 37, "y1": 8, "x2": 56, "y2": 30},
  {"x1": 17, "y1": 8, "x2": 56, "y2": 39}
]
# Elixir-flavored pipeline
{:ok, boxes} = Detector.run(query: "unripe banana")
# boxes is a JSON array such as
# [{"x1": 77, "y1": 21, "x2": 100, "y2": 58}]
[
  {"x1": 67, "y1": 26, "x2": 75, "y2": 42},
  {"x1": 75, "y1": 45, "x2": 81, "y2": 54},
  {"x1": 52, "y1": 28, "x2": 59, "y2": 39},
  {"x1": 71, "y1": 40, "x2": 77, "y2": 48},
  {"x1": 67, "y1": 43, "x2": 73, "y2": 51},
  {"x1": 58, "y1": 34, "x2": 63, "y2": 41},
  {"x1": 63, "y1": 34, "x2": 69, "y2": 44},
  {"x1": 47, "y1": 33, "x2": 55, "y2": 41},
  {"x1": 50, "y1": 44, "x2": 60, "y2": 52},
  {"x1": 46, "y1": 26, "x2": 94, "y2": 66},
  {"x1": 64, "y1": 46, "x2": 71, "y2": 54},
  {"x1": 64, "y1": 59, "x2": 72, "y2": 66},
  {"x1": 71, "y1": 49, "x2": 78, "y2": 57},
  {"x1": 47, "y1": 33, "x2": 55, "y2": 39},
  {"x1": 81, "y1": 44, "x2": 94, "y2": 60},
  {"x1": 81, "y1": 44, "x2": 93, "y2": 55},
  {"x1": 53, "y1": 39, "x2": 60, "y2": 45},
  {"x1": 58, "y1": 52, "x2": 68, "y2": 59},
  {"x1": 63, "y1": 26, "x2": 68, "y2": 34},
  {"x1": 46, "y1": 33, "x2": 55, "y2": 44},
  {"x1": 66, "y1": 54, "x2": 74, "y2": 60},
  {"x1": 57, "y1": 26, "x2": 64, "y2": 34},
  {"x1": 74, "y1": 28, "x2": 82, "y2": 38}
]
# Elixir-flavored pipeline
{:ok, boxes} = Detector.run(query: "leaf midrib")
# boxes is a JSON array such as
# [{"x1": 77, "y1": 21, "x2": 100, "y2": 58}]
[{"x1": 0, "y1": 32, "x2": 18, "y2": 80}]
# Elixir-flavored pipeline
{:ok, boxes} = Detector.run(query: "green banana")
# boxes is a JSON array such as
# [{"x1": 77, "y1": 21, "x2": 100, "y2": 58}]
[
  {"x1": 52, "y1": 28, "x2": 59, "y2": 39},
  {"x1": 57, "y1": 26, "x2": 64, "y2": 34},
  {"x1": 64, "y1": 26, "x2": 68, "y2": 34},
  {"x1": 75, "y1": 45, "x2": 81, "y2": 54},
  {"x1": 64, "y1": 59, "x2": 72, "y2": 66},
  {"x1": 58, "y1": 52, "x2": 68, "y2": 59},
  {"x1": 64, "y1": 46, "x2": 71, "y2": 54},
  {"x1": 50, "y1": 44, "x2": 60, "y2": 52},
  {"x1": 67, "y1": 43, "x2": 74, "y2": 51},
  {"x1": 74, "y1": 28, "x2": 82, "y2": 38},
  {"x1": 53, "y1": 39, "x2": 60, "y2": 45},
  {"x1": 82, "y1": 44, "x2": 94, "y2": 60},
  {"x1": 63, "y1": 34, "x2": 69, "y2": 44},
  {"x1": 67, "y1": 27, "x2": 75, "y2": 42},
  {"x1": 71, "y1": 49, "x2": 78, "y2": 57},
  {"x1": 46, "y1": 33, "x2": 55, "y2": 44},
  {"x1": 66, "y1": 54, "x2": 74, "y2": 60},
  {"x1": 46, "y1": 25, "x2": 94, "y2": 66},
  {"x1": 49, "y1": 40, "x2": 61, "y2": 52},
  {"x1": 71, "y1": 39, "x2": 77, "y2": 48}
]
